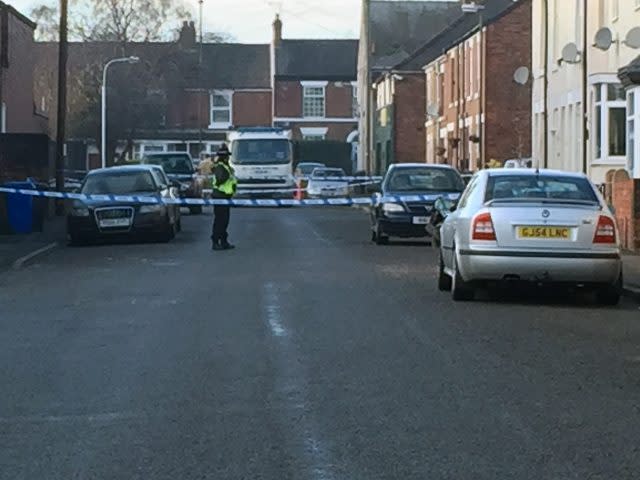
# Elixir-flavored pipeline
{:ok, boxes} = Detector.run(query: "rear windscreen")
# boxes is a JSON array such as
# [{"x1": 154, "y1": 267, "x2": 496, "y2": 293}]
[{"x1": 485, "y1": 175, "x2": 599, "y2": 203}]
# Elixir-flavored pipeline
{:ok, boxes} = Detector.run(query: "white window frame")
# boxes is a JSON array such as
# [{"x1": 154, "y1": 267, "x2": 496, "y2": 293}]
[
  {"x1": 300, "y1": 127, "x2": 328, "y2": 141},
  {"x1": 1, "y1": 103, "x2": 6, "y2": 133},
  {"x1": 592, "y1": 81, "x2": 627, "y2": 165},
  {"x1": 627, "y1": 87, "x2": 640, "y2": 178},
  {"x1": 351, "y1": 81, "x2": 358, "y2": 118},
  {"x1": 209, "y1": 89, "x2": 233, "y2": 129},
  {"x1": 302, "y1": 81, "x2": 327, "y2": 119}
]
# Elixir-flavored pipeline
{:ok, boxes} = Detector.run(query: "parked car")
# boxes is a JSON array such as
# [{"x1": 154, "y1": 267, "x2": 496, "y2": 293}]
[
  {"x1": 306, "y1": 168, "x2": 349, "y2": 198},
  {"x1": 295, "y1": 162, "x2": 326, "y2": 178},
  {"x1": 437, "y1": 168, "x2": 622, "y2": 304},
  {"x1": 141, "y1": 152, "x2": 204, "y2": 214},
  {"x1": 67, "y1": 165, "x2": 181, "y2": 244},
  {"x1": 370, "y1": 163, "x2": 465, "y2": 245}
]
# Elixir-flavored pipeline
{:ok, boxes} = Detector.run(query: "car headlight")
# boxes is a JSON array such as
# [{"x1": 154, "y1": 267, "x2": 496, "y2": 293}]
[
  {"x1": 382, "y1": 202, "x2": 405, "y2": 213},
  {"x1": 70, "y1": 200, "x2": 90, "y2": 217},
  {"x1": 140, "y1": 205, "x2": 166, "y2": 214}
]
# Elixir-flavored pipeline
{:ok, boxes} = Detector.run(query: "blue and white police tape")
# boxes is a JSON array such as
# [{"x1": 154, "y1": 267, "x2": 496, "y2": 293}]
[{"x1": 0, "y1": 186, "x2": 459, "y2": 207}]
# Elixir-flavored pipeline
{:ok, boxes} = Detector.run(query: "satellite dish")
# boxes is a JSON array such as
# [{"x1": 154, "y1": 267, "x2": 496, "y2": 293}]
[
  {"x1": 513, "y1": 66, "x2": 530, "y2": 85},
  {"x1": 594, "y1": 27, "x2": 613, "y2": 51},
  {"x1": 426, "y1": 103, "x2": 440, "y2": 118},
  {"x1": 561, "y1": 43, "x2": 580, "y2": 64},
  {"x1": 624, "y1": 27, "x2": 640, "y2": 49}
]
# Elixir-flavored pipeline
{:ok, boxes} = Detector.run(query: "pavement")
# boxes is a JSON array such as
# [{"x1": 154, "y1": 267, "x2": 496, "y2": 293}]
[
  {"x1": 0, "y1": 215, "x2": 66, "y2": 271},
  {"x1": 623, "y1": 253, "x2": 640, "y2": 299},
  {"x1": 2, "y1": 207, "x2": 640, "y2": 479}
]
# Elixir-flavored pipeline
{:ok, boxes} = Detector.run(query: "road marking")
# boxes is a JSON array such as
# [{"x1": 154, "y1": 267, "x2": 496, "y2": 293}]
[
  {"x1": 262, "y1": 282, "x2": 339, "y2": 480},
  {"x1": 264, "y1": 282, "x2": 287, "y2": 337},
  {"x1": 12, "y1": 242, "x2": 58, "y2": 270},
  {"x1": 0, "y1": 411, "x2": 140, "y2": 425}
]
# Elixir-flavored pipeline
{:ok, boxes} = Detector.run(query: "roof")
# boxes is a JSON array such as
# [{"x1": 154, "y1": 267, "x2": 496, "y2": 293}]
[
  {"x1": 389, "y1": 163, "x2": 457, "y2": 170},
  {"x1": 88, "y1": 165, "x2": 157, "y2": 175},
  {"x1": 369, "y1": 1, "x2": 462, "y2": 72},
  {"x1": 275, "y1": 39, "x2": 358, "y2": 80},
  {"x1": 34, "y1": 41, "x2": 271, "y2": 89},
  {"x1": 483, "y1": 168, "x2": 588, "y2": 178},
  {"x1": 0, "y1": 1, "x2": 36, "y2": 29},
  {"x1": 394, "y1": 0, "x2": 524, "y2": 71}
]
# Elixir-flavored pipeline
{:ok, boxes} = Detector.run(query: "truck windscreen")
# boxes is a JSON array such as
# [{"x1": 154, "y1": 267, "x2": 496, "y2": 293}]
[{"x1": 232, "y1": 140, "x2": 291, "y2": 165}]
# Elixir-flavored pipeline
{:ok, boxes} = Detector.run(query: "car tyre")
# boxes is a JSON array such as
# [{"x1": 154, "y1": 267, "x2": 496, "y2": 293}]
[
  {"x1": 189, "y1": 205, "x2": 203, "y2": 215},
  {"x1": 596, "y1": 274, "x2": 622, "y2": 306},
  {"x1": 374, "y1": 224, "x2": 389, "y2": 245},
  {"x1": 452, "y1": 254, "x2": 474, "y2": 301},
  {"x1": 438, "y1": 252, "x2": 452, "y2": 292}
]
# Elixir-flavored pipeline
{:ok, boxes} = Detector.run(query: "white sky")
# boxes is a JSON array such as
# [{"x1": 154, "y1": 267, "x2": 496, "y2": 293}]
[{"x1": 6, "y1": 0, "x2": 361, "y2": 42}]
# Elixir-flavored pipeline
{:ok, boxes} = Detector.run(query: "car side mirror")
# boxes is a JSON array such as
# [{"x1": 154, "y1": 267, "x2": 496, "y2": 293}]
[{"x1": 449, "y1": 202, "x2": 458, "y2": 212}]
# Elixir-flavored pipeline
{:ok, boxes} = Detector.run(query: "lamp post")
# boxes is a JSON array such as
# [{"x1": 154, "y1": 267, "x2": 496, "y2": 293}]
[
  {"x1": 461, "y1": 1, "x2": 485, "y2": 169},
  {"x1": 101, "y1": 56, "x2": 140, "y2": 169}
]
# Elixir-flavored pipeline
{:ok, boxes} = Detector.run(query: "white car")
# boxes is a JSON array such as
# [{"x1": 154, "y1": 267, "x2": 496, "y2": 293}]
[
  {"x1": 306, "y1": 168, "x2": 350, "y2": 198},
  {"x1": 438, "y1": 169, "x2": 622, "y2": 304}
]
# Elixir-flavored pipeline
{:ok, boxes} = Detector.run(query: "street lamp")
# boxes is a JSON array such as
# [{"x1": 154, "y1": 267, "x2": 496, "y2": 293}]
[{"x1": 101, "y1": 56, "x2": 140, "y2": 168}]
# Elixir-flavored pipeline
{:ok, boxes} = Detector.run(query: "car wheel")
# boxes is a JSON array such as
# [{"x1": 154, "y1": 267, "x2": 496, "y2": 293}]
[
  {"x1": 452, "y1": 253, "x2": 474, "y2": 301},
  {"x1": 438, "y1": 252, "x2": 452, "y2": 292},
  {"x1": 375, "y1": 224, "x2": 389, "y2": 245},
  {"x1": 189, "y1": 205, "x2": 203, "y2": 215},
  {"x1": 596, "y1": 274, "x2": 622, "y2": 306}
]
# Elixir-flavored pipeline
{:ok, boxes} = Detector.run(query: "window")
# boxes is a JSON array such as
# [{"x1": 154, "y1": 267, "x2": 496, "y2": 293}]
[
  {"x1": 593, "y1": 83, "x2": 626, "y2": 162},
  {"x1": 628, "y1": 88, "x2": 640, "y2": 178},
  {"x1": 352, "y1": 84, "x2": 358, "y2": 118},
  {"x1": 303, "y1": 86, "x2": 325, "y2": 118},
  {"x1": 210, "y1": 90, "x2": 232, "y2": 128},
  {"x1": 1, "y1": 103, "x2": 6, "y2": 133},
  {"x1": 301, "y1": 127, "x2": 327, "y2": 141}
]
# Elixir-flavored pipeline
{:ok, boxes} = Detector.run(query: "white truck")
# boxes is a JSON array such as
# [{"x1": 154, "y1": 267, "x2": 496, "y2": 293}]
[{"x1": 227, "y1": 128, "x2": 296, "y2": 198}]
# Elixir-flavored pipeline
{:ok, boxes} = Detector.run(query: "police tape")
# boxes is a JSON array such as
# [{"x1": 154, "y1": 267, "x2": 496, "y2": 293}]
[{"x1": 0, "y1": 186, "x2": 459, "y2": 207}]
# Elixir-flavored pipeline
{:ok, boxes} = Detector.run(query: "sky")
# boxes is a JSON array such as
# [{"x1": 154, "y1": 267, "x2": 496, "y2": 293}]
[{"x1": 6, "y1": 0, "x2": 362, "y2": 43}]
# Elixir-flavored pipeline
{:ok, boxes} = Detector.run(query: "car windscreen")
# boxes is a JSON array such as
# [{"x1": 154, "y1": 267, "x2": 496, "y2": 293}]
[
  {"x1": 299, "y1": 163, "x2": 325, "y2": 174},
  {"x1": 485, "y1": 175, "x2": 599, "y2": 203},
  {"x1": 232, "y1": 140, "x2": 291, "y2": 165},
  {"x1": 82, "y1": 171, "x2": 157, "y2": 195},
  {"x1": 312, "y1": 169, "x2": 346, "y2": 179},
  {"x1": 143, "y1": 154, "x2": 194, "y2": 174},
  {"x1": 385, "y1": 168, "x2": 465, "y2": 192}
]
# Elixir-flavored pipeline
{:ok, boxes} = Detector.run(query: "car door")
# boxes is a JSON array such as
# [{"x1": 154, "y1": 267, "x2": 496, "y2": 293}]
[{"x1": 441, "y1": 175, "x2": 479, "y2": 267}]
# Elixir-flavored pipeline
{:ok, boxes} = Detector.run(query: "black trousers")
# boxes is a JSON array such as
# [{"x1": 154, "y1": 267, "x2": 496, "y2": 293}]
[{"x1": 212, "y1": 205, "x2": 231, "y2": 243}]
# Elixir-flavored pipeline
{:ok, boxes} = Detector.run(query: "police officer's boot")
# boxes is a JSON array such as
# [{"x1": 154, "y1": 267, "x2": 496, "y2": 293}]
[
  {"x1": 212, "y1": 240, "x2": 224, "y2": 251},
  {"x1": 221, "y1": 241, "x2": 235, "y2": 250}
]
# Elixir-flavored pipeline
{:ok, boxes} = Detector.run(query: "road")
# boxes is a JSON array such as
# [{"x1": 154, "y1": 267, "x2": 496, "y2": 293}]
[{"x1": 2, "y1": 206, "x2": 640, "y2": 479}]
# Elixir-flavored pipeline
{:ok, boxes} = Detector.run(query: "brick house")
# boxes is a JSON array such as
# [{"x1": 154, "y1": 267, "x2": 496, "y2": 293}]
[
  {"x1": 271, "y1": 15, "x2": 358, "y2": 143},
  {"x1": 415, "y1": 0, "x2": 532, "y2": 172},
  {"x1": 357, "y1": 0, "x2": 462, "y2": 174},
  {"x1": 34, "y1": 22, "x2": 272, "y2": 169},
  {"x1": 0, "y1": 2, "x2": 47, "y2": 135}
]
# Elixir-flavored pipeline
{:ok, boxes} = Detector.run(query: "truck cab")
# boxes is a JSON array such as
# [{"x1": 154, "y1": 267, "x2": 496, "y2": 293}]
[{"x1": 227, "y1": 128, "x2": 295, "y2": 198}]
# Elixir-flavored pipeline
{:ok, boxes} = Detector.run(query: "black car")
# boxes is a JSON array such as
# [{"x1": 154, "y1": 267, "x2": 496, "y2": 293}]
[
  {"x1": 370, "y1": 163, "x2": 465, "y2": 245},
  {"x1": 67, "y1": 165, "x2": 181, "y2": 244},
  {"x1": 141, "y1": 153, "x2": 203, "y2": 214}
]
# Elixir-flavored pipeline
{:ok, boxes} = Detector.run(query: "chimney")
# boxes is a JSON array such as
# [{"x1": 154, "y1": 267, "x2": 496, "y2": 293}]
[
  {"x1": 272, "y1": 14, "x2": 282, "y2": 47},
  {"x1": 178, "y1": 20, "x2": 196, "y2": 49}
]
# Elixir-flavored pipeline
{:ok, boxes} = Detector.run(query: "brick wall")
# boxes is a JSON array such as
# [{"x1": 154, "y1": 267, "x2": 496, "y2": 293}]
[
  {"x1": 393, "y1": 74, "x2": 425, "y2": 164},
  {"x1": 233, "y1": 91, "x2": 271, "y2": 127},
  {"x1": 326, "y1": 82, "x2": 353, "y2": 118},
  {"x1": 612, "y1": 176, "x2": 637, "y2": 250},
  {"x1": 275, "y1": 81, "x2": 302, "y2": 117},
  {"x1": 167, "y1": 90, "x2": 272, "y2": 129},
  {"x1": 484, "y1": 0, "x2": 532, "y2": 163},
  {"x1": 1, "y1": 9, "x2": 47, "y2": 134}
]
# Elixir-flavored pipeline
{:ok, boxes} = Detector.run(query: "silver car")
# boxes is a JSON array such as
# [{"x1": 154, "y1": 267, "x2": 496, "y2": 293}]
[
  {"x1": 306, "y1": 168, "x2": 349, "y2": 198},
  {"x1": 438, "y1": 169, "x2": 622, "y2": 304}
]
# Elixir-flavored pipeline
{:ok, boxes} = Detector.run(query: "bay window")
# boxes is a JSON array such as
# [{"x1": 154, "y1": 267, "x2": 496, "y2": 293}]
[
  {"x1": 593, "y1": 82, "x2": 626, "y2": 163},
  {"x1": 627, "y1": 87, "x2": 640, "y2": 178}
]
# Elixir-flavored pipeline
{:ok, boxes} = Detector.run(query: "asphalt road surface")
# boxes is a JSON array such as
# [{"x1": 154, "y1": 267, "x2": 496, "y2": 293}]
[{"x1": 2, "y1": 207, "x2": 640, "y2": 479}]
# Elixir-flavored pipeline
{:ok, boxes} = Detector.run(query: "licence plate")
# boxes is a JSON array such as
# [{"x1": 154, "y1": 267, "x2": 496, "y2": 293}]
[
  {"x1": 517, "y1": 226, "x2": 571, "y2": 239},
  {"x1": 412, "y1": 216, "x2": 430, "y2": 225},
  {"x1": 99, "y1": 218, "x2": 131, "y2": 228}
]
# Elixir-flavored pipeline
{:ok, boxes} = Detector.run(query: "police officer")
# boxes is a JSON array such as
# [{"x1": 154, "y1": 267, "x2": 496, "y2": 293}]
[{"x1": 211, "y1": 144, "x2": 237, "y2": 250}]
